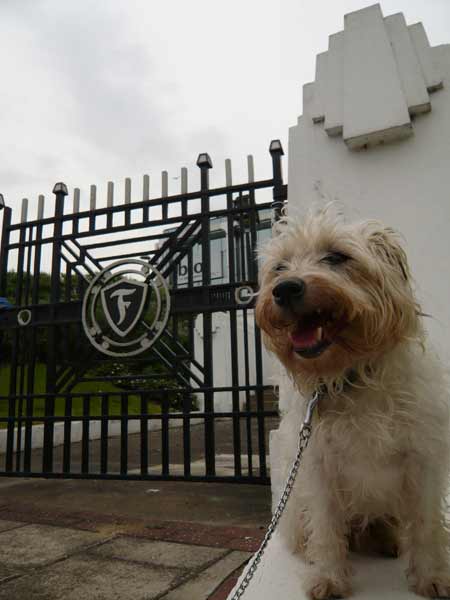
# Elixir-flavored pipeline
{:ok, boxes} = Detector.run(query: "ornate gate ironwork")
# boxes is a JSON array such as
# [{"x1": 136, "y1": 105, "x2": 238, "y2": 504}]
[{"x1": 0, "y1": 141, "x2": 286, "y2": 483}]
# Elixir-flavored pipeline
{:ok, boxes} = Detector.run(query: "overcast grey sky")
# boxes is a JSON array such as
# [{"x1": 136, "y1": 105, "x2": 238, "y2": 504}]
[{"x1": 1, "y1": 0, "x2": 449, "y2": 221}]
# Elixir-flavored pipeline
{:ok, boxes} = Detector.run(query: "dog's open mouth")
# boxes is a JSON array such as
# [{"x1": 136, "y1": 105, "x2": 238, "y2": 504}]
[{"x1": 289, "y1": 309, "x2": 344, "y2": 359}]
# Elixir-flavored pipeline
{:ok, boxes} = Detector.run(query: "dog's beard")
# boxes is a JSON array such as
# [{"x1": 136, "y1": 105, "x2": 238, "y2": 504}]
[{"x1": 256, "y1": 281, "x2": 421, "y2": 385}]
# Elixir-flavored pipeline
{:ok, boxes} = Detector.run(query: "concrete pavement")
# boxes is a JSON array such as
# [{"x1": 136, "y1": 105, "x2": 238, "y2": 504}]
[{"x1": 0, "y1": 477, "x2": 271, "y2": 599}]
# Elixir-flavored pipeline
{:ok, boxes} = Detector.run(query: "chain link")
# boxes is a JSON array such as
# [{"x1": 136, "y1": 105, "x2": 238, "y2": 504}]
[{"x1": 228, "y1": 390, "x2": 321, "y2": 600}]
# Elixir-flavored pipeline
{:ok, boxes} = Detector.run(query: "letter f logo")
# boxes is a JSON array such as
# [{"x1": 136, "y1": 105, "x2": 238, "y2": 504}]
[
  {"x1": 110, "y1": 288, "x2": 136, "y2": 325},
  {"x1": 101, "y1": 279, "x2": 148, "y2": 338}
]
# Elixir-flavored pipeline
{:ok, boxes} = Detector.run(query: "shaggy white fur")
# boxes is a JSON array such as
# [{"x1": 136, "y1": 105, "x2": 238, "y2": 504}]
[{"x1": 255, "y1": 207, "x2": 450, "y2": 599}]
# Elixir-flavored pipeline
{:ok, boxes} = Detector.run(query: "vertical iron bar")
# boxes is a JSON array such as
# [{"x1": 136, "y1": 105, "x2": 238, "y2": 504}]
[
  {"x1": 65, "y1": 263, "x2": 72, "y2": 302},
  {"x1": 225, "y1": 159, "x2": 242, "y2": 477},
  {"x1": 23, "y1": 390, "x2": 33, "y2": 472},
  {"x1": 242, "y1": 308, "x2": 253, "y2": 477},
  {"x1": 73, "y1": 189, "x2": 80, "y2": 235},
  {"x1": 120, "y1": 393, "x2": 128, "y2": 475},
  {"x1": 6, "y1": 206, "x2": 26, "y2": 472},
  {"x1": 187, "y1": 245, "x2": 195, "y2": 365},
  {"x1": 235, "y1": 194, "x2": 243, "y2": 281},
  {"x1": 171, "y1": 231, "x2": 179, "y2": 340},
  {"x1": 161, "y1": 392, "x2": 169, "y2": 476},
  {"x1": 247, "y1": 154, "x2": 255, "y2": 184},
  {"x1": 23, "y1": 325, "x2": 34, "y2": 472},
  {"x1": 23, "y1": 223, "x2": 33, "y2": 305},
  {"x1": 100, "y1": 395, "x2": 109, "y2": 474},
  {"x1": 15, "y1": 202, "x2": 27, "y2": 306},
  {"x1": 63, "y1": 395, "x2": 72, "y2": 473},
  {"x1": 140, "y1": 393, "x2": 148, "y2": 476},
  {"x1": 5, "y1": 331, "x2": 18, "y2": 472},
  {"x1": 0, "y1": 206, "x2": 12, "y2": 296},
  {"x1": 25, "y1": 197, "x2": 44, "y2": 472},
  {"x1": 269, "y1": 140, "x2": 285, "y2": 224},
  {"x1": 142, "y1": 175, "x2": 150, "y2": 222},
  {"x1": 238, "y1": 195, "x2": 248, "y2": 281},
  {"x1": 0, "y1": 205, "x2": 13, "y2": 471},
  {"x1": 89, "y1": 185, "x2": 97, "y2": 231},
  {"x1": 248, "y1": 173, "x2": 267, "y2": 479},
  {"x1": 254, "y1": 324, "x2": 266, "y2": 478},
  {"x1": 197, "y1": 153, "x2": 215, "y2": 477},
  {"x1": 237, "y1": 193, "x2": 253, "y2": 475},
  {"x1": 171, "y1": 237, "x2": 179, "y2": 355},
  {"x1": 44, "y1": 182, "x2": 68, "y2": 473},
  {"x1": 161, "y1": 171, "x2": 168, "y2": 221},
  {"x1": 124, "y1": 177, "x2": 131, "y2": 227},
  {"x1": 15, "y1": 324, "x2": 28, "y2": 472},
  {"x1": 182, "y1": 395, "x2": 191, "y2": 477},
  {"x1": 107, "y1": 181, "x2": 114, "y2": 229},
  {"x1": 187, "y1": 246, "x2": 194, "y2": 288},
  {"x1": 81, "y1": 395, "x2": 90, "y2": 474},
  {"x1": 14, "y1": 203, "x2": 28, "y2": 473},
  {"x1": 76, "y1": 271, "x2": 84, "y2": 301},
  {"x1": 181, "y1": 167, "x2": 188, "y2": 217}
]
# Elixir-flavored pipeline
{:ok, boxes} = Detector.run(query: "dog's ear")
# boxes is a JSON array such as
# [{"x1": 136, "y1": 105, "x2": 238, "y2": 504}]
[{"x1": 366, "y1": 226, "x2": 410, "y2": 282}]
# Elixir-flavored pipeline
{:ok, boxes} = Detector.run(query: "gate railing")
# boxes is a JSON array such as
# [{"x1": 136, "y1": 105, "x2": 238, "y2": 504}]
[{"x1": 0, "y1": 140, "x2": 287, "y2": 483}]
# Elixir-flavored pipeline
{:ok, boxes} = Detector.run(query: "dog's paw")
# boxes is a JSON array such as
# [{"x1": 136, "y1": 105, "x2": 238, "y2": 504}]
[
  {"x1": 408, "y1": 574, "x2": 450, "y2": 598},
  {"x1": 306, "y1": 574, "x2": 352, "y2": 599}
]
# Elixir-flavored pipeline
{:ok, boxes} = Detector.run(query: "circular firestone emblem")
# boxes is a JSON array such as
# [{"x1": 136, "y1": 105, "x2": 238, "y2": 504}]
[{"x1": 82, "y1": 259, "x2": 171, "y2": 357}]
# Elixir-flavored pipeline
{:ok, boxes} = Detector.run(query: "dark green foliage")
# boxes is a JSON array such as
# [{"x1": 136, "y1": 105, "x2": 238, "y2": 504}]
[
  {"x1": 0, "y1": 272, "x2": 198, "y2": 411},
  {"x1": 4, "y1": 270, "x2": 52, "y2": 304}
]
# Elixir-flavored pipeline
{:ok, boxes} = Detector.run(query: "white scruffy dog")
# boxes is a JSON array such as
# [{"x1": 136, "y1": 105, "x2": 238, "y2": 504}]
[{"x1": 255, "y1": 208, "x2": 450, "y2": 599}]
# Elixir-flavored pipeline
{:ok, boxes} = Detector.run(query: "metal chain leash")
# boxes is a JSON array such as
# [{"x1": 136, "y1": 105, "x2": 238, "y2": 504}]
[{"x1": 229, "y1": 389, "x2": 321, "y2": 600}]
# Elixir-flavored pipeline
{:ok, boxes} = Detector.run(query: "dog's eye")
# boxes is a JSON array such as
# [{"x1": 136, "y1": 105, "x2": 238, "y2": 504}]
[
  {"x1": 320, "y1": 252, "x2": 350, "y2": 266},
  {"x1": 273, "y1": 262, "x2": 288, "y2": 272}
]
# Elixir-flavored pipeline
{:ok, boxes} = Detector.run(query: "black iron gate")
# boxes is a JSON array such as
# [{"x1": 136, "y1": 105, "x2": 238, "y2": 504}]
[{"x1": 0, "y1": 141, "x2": 286, "y2": 483}]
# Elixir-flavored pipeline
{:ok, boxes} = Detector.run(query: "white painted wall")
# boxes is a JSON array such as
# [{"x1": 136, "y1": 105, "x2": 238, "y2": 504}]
[
  {"x1": 194, "y1": 311, "x2": 277, "y2": 412},
  {"x1": 0, "y1": 417, "x2": 202, "y2": 455},
  {"x1": 289, "y1": 41, "x2": 450, "y2": 363}
]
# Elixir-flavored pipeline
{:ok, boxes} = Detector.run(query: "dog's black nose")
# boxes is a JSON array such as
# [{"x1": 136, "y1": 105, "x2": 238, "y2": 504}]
[{"x1": 272, "y1": 279, "x2": 306, "y2": 307}]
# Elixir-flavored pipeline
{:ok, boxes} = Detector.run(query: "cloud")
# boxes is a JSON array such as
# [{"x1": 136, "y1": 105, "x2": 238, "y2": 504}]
[
  {"x1": 0, "y1": 0, "x2": 448, "y2": 215},
  {"x1": 0, "y1": 0, "x2": 190, "y2": 209}
]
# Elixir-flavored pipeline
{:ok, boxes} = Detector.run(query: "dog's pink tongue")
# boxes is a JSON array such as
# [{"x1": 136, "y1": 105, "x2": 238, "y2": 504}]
[{"x1": 290, "y1": 326, "x2": 319, "y2": 349}]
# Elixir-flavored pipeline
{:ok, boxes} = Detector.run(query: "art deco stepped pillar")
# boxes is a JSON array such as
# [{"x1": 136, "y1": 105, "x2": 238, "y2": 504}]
[{"x1": 288, "y1": 2, "x2": 449, "y2": 363}]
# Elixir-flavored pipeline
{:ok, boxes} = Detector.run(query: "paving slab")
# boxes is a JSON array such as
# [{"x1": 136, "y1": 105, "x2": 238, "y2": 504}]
[
  {"x1": 90, "y1": 536, "x2": 227, "y2": 570},
  {"x1": 208, "y1": 568, "x2": 244, "y2": 600},
  {"x1": 138, "y1": 521, "x2": 264, "y2": 553},
  {"x1": 0, "y1": 478, "x2": 270, "y2": 598},
  {"x1": 0, "y1": 520, "x2": 25, "y2": 533},
  {"x1": 0, "y1": 564, "x2": 20, "y2": 585},
  {"x1": 161, "y1": 551, "x2": 251, "y2": 600},
  {"x1": 0, "y1": 554, "x2": 180, "y2": 600},
  {"x1": 0, "y1": 501, "x2": 265, "y2": 552},
  {"x1": 0, "y1": 524, "x2": 105, "y2": 568}
]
